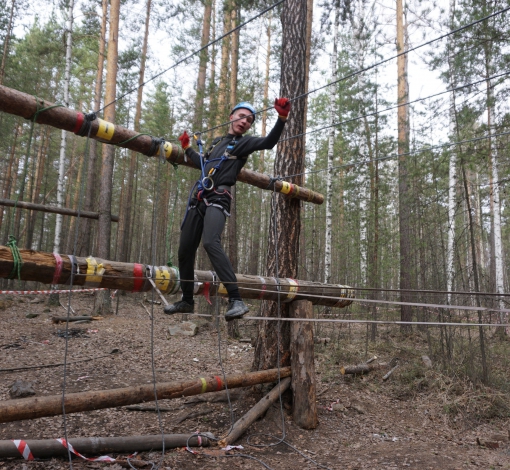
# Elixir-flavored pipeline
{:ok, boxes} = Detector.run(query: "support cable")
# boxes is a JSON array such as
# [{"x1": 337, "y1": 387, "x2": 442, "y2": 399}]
[
  {"x1": 282, "y1": 129, "x2": 510, "y2": 179},
  {"x1": 195, "y1": 6, "x2": 510, "y2": 137},
  {"x1": 96, "y1": 0, "x2": 284, "y2": 115},
  {"x1": 280, "y1": 71, "x2": 510, "y2": 143}
]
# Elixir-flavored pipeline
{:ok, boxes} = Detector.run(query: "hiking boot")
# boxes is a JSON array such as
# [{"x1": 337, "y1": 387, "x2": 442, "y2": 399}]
[
  {"x1": 163, "y1": 300, "x2": 194, "y2": 315},
  {"x1": 225, "y1": 300, "x2": 249, "y2": 321}
]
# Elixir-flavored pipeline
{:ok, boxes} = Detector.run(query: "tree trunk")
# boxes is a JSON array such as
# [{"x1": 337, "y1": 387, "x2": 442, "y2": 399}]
[
  {"x1": 253, "y1": 0, "x2": 308, "y2": 371},
  {"x1": 227, "y1": 0, "x2": 240, "y2": 338},
  {"x1": 446, "y1": 0, "x2": 457, "y2": 304},
  {"x1": 216, "y1": 0, "x2": 231, "y2": 126},
  {"x1": 117, "y1": 0, "x2": 151, "y2": 263},
  {"x1": 95, "y1": 0, "x2": 120, "y2": 314},
  {"x1": 77, "y1": 0, "x2": 108, "y2": 257},
  {"x1": 396, "y1": 0, "x2": 412, "y2": 331},
  {"x1": 0, "y1": 0, "x2": 15, "y2": 85},
  {"x1": 194, "y1": 0, "x2": 212, "y2": 131},
  {"x1": 324, "y1": 3, "x2": 339, "y2": 286}
]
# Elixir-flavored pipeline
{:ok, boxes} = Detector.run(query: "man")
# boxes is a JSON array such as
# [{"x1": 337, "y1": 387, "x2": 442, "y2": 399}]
[{"x1": 164, "y1": 98, "x2": 291, "y2": 321}]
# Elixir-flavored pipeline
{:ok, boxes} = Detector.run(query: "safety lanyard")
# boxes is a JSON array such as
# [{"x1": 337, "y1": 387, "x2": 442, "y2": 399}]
[{"x1": 197, "y1": 136, "x2": 238, "y2": 192}]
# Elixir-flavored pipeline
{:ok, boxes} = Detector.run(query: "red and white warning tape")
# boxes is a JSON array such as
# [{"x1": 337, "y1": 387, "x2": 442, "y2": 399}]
[
  {"x1": 12, "y1": 438, "x2": 116, "y2": 462},
  {"x1": 0, "y1": 288, "x2": 107, "y2": 295}
]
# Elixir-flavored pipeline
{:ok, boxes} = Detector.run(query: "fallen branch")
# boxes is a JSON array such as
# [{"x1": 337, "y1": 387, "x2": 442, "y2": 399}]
[
  {"x1": 218, "y1": 377, "x2": 291, "y2": 447},
  {"x1": 382, "y1": 364, "x2": 399, "y2": 381},
  {"x1": 174, "y1": 409, "x2": 211, "y2": 424},
  {"x1": 0, "y1": 350, "x2": 119, "y2": 373},
  {"x1": 0, "y1": 367, "x2": 291, "y2": 423}
]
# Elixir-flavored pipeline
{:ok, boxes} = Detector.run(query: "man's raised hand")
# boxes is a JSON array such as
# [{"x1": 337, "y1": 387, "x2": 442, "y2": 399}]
[
  {"x1": 274, "y1": 97, "x2": 291, "y2": 120},
  {"x1": 178, "y1": 131, "x2": 191, "y2": 150}
]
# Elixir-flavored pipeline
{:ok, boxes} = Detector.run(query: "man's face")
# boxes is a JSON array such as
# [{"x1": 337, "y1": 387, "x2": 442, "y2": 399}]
[{"x1": 229, "y1": 109, "x2": 254, "y2": 135}]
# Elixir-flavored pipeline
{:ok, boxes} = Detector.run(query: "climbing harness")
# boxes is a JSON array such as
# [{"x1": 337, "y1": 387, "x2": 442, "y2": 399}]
[{"x1": 181, "y1": 133, "x2": 242, "y2": 227}]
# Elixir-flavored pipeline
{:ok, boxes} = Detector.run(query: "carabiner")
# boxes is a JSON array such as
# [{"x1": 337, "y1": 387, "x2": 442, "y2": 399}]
[{"x1": 202, "y1": 176, "x2": 214, "y2": 191}]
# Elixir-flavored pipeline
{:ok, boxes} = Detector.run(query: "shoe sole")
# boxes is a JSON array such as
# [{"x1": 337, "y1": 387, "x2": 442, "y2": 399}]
[{"x1": 224, "y1": 309, "x2": 249, "y2": 322}]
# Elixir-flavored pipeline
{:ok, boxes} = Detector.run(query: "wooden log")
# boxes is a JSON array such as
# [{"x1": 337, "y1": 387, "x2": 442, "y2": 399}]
[
  {"x1": 218, "y1": 377, "x2": 291, "y2": 447},
  {"x1": 0, "y1": 198, "x2": 119, "y2": 221},
  {"x1": 0, "y1": 433, "x2": 214, "y2": 459},
  {"x1": 382, "y1": 364, "x2": 399, "y2": 381},
  {"x1": 0, "y1": 246, "x2": 354, "y2": 308},
  {"x1": 0, "y1": 85, "x2": 323, "y2": 205},
  {"x1": 289, "y1": 300, "x2": 318, "y2": 429},
  {"x1": 340, "y1": 362, "x2": 389, "y2": 375},
  {"x1": 0, "y1": 367, "x2": 291, "y2": 423}
]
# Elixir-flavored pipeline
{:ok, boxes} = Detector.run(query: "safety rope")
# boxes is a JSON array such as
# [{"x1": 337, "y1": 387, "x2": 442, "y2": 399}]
[{"x1": 6, "y1": 235, "x2": 22, "y2": 280}]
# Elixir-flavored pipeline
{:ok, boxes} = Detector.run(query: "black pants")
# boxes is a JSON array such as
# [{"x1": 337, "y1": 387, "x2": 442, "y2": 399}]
[{"x1": 178, "y1": 201, "x2": 240, "y2": 303}]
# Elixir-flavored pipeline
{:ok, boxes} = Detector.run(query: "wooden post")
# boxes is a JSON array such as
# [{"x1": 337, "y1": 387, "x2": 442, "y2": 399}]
[
  {"x1": 218, "y1": 377, "x2": 291, "y2": 447},
  {"x1": 0, "y1": 367, "x2": 290, "y2": 423},
  {"x1": 289, "y1": 300, "x2": 318, "y2": 429}
]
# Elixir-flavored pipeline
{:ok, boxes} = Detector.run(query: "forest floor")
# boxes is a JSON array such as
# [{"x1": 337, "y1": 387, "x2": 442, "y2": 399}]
[{"x1": 0, "y1": 293, "x2": 509, "y2": 470}]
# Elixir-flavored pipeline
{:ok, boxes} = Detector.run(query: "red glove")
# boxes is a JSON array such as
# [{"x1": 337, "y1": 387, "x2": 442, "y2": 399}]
[
  {"x1": 178, "y1": 131, "x2": 191, "y2": 150},
  {"x1": 274, "y1": 97, "x2": 291, "y2": 120}
]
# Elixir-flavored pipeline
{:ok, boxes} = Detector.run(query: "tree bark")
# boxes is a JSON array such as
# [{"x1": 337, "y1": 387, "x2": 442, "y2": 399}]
[
  {"x1": 396, "y1": 0, "x2": 412, "y2": 331},
  {"x1": 53, "y1": 0, "x2": 74, "y2": 254},
  {"x1": 290, "y1": 300, "x2": 317, "y2": 429},
  {"x1": 194, "y1": 0, "x2": 213, "y2": 131},
  {"x1": 94, "y1": 0, "x2": 120, "y2": 314},
  {"x1": 216, "y1": 0, "x2": 231, "y2": 126},
  {"x1": 0, "y1": 0, "x2": 16, "y2": 85},
  {"x1": 77, "y1": 0, "x2": 108, "y2": 257},
  {"x1": 253, "y1": 0, "x2": 308, "y2": 371},
  {"x1": 117, "y1": 0, "x2": 151, "y2": 263}
]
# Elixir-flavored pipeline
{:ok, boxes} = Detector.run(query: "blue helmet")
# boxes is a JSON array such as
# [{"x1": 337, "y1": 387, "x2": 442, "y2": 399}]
[{"x1": 230, "y1": 101, "x2": 256, "y2": 122}]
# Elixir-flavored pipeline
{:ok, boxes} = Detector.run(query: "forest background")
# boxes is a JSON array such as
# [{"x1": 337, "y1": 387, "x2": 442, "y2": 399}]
[{"x1": 0, "y1": 0, "x2": 509, "y2": 370}]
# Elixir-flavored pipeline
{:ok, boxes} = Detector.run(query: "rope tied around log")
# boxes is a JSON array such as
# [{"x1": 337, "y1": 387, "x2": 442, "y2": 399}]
[
  {"x1": 75, "y1": 112, "x2": 97, "y2": 137},
  {"x1": 6, "y1": 236, "x2": 23, "y2": 280}
]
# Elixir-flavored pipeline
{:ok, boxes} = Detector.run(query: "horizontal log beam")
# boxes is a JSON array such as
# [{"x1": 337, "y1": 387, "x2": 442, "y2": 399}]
[
  {"x1": 0, "y1": 198, "x2": 119, "y2": 221},
  {"x1": 0, "y1": 246, "x2": 354, "y2": 308},
  {"x1": 0, "y1": 434, "x2": 213, "y2": 459},
  {"x1": 0, "y1": 85, "x2": 324, "y2": 205},
  {"x1": 0, "y1": 367, "x2": 291, "y2": 423}
]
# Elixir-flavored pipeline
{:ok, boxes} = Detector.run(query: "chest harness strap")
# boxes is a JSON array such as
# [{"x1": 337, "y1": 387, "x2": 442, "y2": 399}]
[{"x1": 181, "y1": 135, "x2": 239, "y2": 228}]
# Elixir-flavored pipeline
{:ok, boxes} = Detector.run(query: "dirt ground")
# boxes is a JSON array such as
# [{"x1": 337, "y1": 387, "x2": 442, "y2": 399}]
[{"x1": 0, "y1": 293, "x2": 509, "y2": 469}]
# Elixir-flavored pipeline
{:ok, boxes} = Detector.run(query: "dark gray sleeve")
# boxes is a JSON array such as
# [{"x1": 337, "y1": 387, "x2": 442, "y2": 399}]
[
  {"x1": 236, "y1": 117, "x2": 287, "y2": 156},
  {"x1": 184, "y1": 147, "x2": 202, "y2": 169}
]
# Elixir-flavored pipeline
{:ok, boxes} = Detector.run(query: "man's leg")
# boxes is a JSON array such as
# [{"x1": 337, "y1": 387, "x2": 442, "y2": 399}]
[
  {"x1": 164, "y1": 207, "x2": 203, "y2": 315},
  {"x1": 202, "y1": 206, "x2": 249, "y2": 320}
]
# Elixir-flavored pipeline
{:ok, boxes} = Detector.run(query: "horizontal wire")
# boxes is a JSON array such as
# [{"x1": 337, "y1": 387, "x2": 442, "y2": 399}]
[
  {"x1": 96, "y1": 0, "x2": 284, "y2": 115},
  {"x1": 243, "y1": 317, "x2": 509, "y2": 328},
  {"x1": 60, "y1": 274, "x2": 508, "y2": 299},
  {"x1": 283, "y1": 129, "x2": 510, "y2": 179},
  {"x1": 279, "y1": 71, "x2": 510, "y2": 143},
  {"x1": 195, "y1": 5, "x2": 510, "y2": 137},
  {"x1": 238, "y1": 287, "x2": 510, "y2": 314}
]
